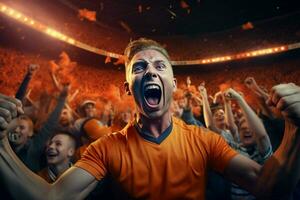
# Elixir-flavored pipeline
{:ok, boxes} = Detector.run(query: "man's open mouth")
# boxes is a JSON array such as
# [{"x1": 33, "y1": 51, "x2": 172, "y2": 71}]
[
  {"x1": 144, "y1": 84, "x2": 162, "y2": 106},
  {"x1": 243, "y1": 133, "x2": 252, "y2": 139},
  {"x1": 217, "y1": 117, "x2": 224, "y2": 121},
  {"x1": 47, "y1": 151, "x2": 58, "y2": 158},
  {"x1": 8, "y1": 132, "x2": 20, "y2": 142}
]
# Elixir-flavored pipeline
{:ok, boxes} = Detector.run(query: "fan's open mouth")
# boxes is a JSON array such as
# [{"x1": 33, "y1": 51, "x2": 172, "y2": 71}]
[
  {"x1": 144, "y1": 84, "x2": 162, "y2": 106},
  {"x1": 47, "y1": 151, "x2": 58, "y2": 158},
  {"x1": 8, "y1": 132, "x2": 20, "y2": 142}
]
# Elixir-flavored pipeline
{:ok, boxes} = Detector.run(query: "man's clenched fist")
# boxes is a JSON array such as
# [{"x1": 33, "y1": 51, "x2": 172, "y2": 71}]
[
  {"x1": 0, "y1": 94, "x2": 23, "y2": 137},
  {"x1": 267, "y1": 83, "x2": 300, "y2": 127}
]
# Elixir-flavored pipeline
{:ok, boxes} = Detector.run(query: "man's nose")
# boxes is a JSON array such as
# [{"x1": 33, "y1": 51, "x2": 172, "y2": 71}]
[
  {"x1": 145, "y1": 66, "x2": 158, "y2": 79},
  {"x1": 48, "y1": 142, "x2": 55, "y2": 149},
  {"x1": 15, "y1": 126, "x2": 20, "y2": 133}
]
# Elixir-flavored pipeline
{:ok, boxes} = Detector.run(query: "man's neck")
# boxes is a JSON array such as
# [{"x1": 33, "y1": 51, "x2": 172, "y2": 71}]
[{"x1": 136, "y1": 112, "x2": 172, "y2": 138}]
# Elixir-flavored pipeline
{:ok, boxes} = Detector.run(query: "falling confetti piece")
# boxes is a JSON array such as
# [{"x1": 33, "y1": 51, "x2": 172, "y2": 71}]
[
  {"x1": 119, "y1": 21, "x2": 132, "y2": 33},
  {"x1": 78, "y1": 8, "x2": 96, "y2": 22},
  {"x1": 180, "y1": 0, "x2": 189, "y2": 9},
  {"x1": 166, "y1": 9, "x2": 176, "y2": 17},
  {"x1": 180, "y1": 0, "x2": 191, "y2": 14},
  {"x1": 242, "y1": 22, "x2": 254, "y2": 30},
  {"x1": 138, "y1": 5, "x2": 142, "y2": 13},
  {"x1": 100, "y1": 2, "x2": 104, "y2": 11}
]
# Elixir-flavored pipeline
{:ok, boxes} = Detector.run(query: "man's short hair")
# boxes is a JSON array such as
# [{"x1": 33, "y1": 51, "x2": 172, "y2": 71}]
[
  {"x1": 210, "y1": 104, "x2": 224, "y2": 114},
  {"x1": 124, "y1": 38, "x2": 170, "y2": 77},
  {"x1": 52, "y1": 131, "x2": 79, "y2": 149}
]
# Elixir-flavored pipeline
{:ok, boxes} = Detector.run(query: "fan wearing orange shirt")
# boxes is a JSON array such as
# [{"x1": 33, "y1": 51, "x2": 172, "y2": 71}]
[{"x1": 77, "y1": 116, "x2": 236, "y2": 199}]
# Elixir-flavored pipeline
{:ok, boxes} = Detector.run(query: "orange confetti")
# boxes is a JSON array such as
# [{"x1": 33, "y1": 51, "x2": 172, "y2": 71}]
[
  {"x1": 242, "y1": 22, "x2": 254, "y2": 30},
  {"x1": 78, "y1": 8, "x2": 97, "y2": 22},
  {"x1": 119, "y1": 21, "x2": 132, "y2": 33},
  {"x1": 180, "y1": 0, "x2": 190, "y2": 9}
]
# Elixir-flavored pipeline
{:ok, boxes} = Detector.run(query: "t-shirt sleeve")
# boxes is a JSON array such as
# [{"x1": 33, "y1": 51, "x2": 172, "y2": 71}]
[
  {"x1": 75, "y1": 139, "x2": 107, "y2": 181},
  {"x1": 208, "y1": 131, "x2": 238, "y2": 174}
]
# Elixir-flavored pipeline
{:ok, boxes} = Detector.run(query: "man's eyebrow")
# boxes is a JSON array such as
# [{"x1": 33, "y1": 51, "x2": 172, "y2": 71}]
[
  {"x1": 133, "y1": 59, "x2": 147, "y2": 63},
  {"x1": 154, "y1": 60, "x2": 165, "y2": 63}
]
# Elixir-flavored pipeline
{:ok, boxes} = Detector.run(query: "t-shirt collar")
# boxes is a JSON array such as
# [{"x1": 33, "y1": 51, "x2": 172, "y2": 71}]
[{"x1": 134, "y1": 120, "x2": 173, "y2": 144}]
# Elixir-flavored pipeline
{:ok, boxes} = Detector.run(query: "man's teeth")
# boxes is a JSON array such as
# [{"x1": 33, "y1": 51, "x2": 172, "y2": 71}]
[
  {"x1": 145, "y1": 85, "x2": 159, "y2": 91},
  {"x1": 9, "y1": 133, "x2": 20, "y2": 142}
]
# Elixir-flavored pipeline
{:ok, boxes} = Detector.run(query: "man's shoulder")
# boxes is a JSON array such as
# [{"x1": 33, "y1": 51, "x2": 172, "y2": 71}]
[{"x1": 91, "y1": 122, "x2": 134, "y2": 145}]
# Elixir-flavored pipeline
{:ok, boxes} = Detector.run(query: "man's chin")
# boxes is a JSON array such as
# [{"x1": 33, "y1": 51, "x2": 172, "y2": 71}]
[
  {"x1": 47, "y1": 158, "x2": 58, "y2": 164},
  {"x1": 138, "y1": 100, "x2": 171, "y2": 120},
  {"x1": 10, "y1": 140, "x2": 23, "y2": 146},
  {"x1": 60, "y1": 121, "x2": 69, "y2": 126},
  {"x1": 146, "y1": 112, "x2": 163, "y2": 119},
  {"x1": 243, "y1": 140, "x2": 254, "y2": 148},
  {"x1": 142, "y1": 107, "x2": 169, "y2": 120}
]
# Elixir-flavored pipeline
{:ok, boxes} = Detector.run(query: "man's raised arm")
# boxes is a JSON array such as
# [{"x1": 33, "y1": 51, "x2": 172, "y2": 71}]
[
  {"x1": 224, "y1": 83, "x2": 300, "y2": 199},
  {"x1": 0, "y1": 94, "x2": 98, "y2": 200}
]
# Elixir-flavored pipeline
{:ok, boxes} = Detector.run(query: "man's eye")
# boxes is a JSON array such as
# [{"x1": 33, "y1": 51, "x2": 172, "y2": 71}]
[
  {"x1": 156, "y1": 63, "x2": 166, "y2": 70},
  {"x1": 132, "y1": 62, "x2": 147, "y2": 73}
]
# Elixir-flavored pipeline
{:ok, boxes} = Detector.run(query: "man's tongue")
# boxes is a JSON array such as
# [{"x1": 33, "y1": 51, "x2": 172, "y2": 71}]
[{"x1": 147, "y1": 97, "x2": 159, "y2": 105}]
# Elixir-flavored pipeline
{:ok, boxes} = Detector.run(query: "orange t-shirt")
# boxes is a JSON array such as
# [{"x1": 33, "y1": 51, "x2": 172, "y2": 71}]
[{"x1": 75, "y1": 117, "x2": 238, "y2": 199}]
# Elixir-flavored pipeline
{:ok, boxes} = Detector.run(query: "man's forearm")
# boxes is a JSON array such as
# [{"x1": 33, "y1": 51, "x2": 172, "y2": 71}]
[
  {"x1": 202, "y1": 95, "x2": 219, "y2": 132},
  {"x1": 0, "y1": 136, "x2": 51, "y2": 200},
  {"x1": 224, "y1": 99, "x2": 238, "y2": 141},
  {"x1": 15, "y1": 72, "x2": 32, "y2": 100},
  {"x1": 249, "y1": 83, "x2": 269, "y2": 101},
  {"x1": 254, "y1": 122, "x2": 300, "y2": 199},
  {"x1": 34, "y1": 95, "x2": 67, "y2": 153},
  {"x1": 237, "y1": 97, "x2": 271, "y2": 154}
]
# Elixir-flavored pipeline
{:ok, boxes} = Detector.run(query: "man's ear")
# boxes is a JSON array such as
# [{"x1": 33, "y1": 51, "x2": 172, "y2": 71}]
[
  {"x1": 28, "y1": 130, "x2": 34, "y2": 137},
  {"x1": 124, "y1": 82, "x2": 132, "y2": 95},
  {"x1": 173, "y1": 78, "x2": 177, "y2": 92},
  {"x1": 68, "y1": 148, "x2": 75, "y2": 157}
]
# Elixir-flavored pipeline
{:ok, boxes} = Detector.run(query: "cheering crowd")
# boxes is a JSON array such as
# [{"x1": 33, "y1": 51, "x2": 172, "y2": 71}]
[{"x1": 0, "y1": 38, "x2": 299, "y2": 200}]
